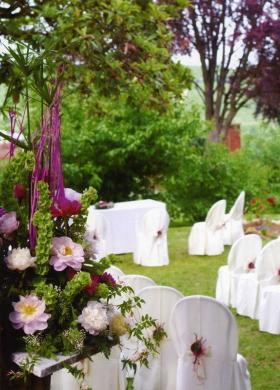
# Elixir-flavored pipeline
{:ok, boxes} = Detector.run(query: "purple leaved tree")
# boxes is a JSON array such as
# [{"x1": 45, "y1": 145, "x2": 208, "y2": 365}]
[
  {"x1": 168, "y1": 0, "x2": 278, "y2": 141},
  {"x1": 248, "y1": 3, "x2": 280, "y2": 122}
]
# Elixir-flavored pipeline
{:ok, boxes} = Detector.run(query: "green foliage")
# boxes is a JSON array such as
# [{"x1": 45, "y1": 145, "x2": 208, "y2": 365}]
[
  {"x1": 70, "y1": 187, "x2": 98, "y2": 243},
  {"x1": 165, "y1": 141, "x2": 270, "y2": 223},
  {"x1": 61, "y1": 95, "x2": 199, "y2": 201},
  {"x1": 61, "y1": 271, "x2": 91, "y2": 305},
  {"x1": 33, "y1": 181, "x2": 53, "y2": 275},
  {"x1": 0, "y1": 151, "x2": 34, "y2": 240},
  {"x1": 33, "y1": 281, "x2": 58, "y2": 311}
]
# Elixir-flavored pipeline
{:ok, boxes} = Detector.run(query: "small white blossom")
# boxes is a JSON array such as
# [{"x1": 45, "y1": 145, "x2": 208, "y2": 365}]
[
  {"x1": 78, "y1": 301, "x2": 109, "y2": 335},
  {"x1": 5, "y1": 247, "x2": 36, "y2": 271}
]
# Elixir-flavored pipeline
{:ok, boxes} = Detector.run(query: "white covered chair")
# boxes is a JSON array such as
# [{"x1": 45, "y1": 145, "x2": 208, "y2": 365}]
[
  {"x1": 188, "y1": 200, "x2": 226, "y2": 256},
  {"x1": 236, "y1": 238, "x2": 280, "y2": 319},
  {"x1": 119, "y1": 274, "x2": 157, "y2": 378},
  {"x1": 106, "y1": 265, "x2": 125, "y2": 281},
  {"x1": 170, "y1": 296, "x2": 251, "y2": 390},
  {"x1": 223, "y1": 191, "x2": 245, "y2": 246},
  {"x1": 85, "y1": 212, "x2": 107, "y2": 260},
  {"x1": 133, "y1": 208, "x2": 170, "y2": 266},
  {"x1": 133, "y1": 286, "x2": 184, "y2": 390},
  {"x1": 216, "y1": 234, "x2": 262, "y2": 307},
  {"x1": 259, "y1": 284, "x2": 280, "y2": 334},
  {"x1": 51, "y1": 346, "x2": 126, "y2": 390}
]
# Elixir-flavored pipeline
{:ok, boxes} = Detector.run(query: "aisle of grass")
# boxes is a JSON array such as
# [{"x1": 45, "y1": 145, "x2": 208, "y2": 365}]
[{"x1": 114, "y1": 227, "x2": 280, "y2": 390}]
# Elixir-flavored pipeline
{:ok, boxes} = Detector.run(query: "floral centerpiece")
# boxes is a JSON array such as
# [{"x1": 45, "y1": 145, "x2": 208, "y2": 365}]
[{"x1": 0, "y1": 45, "x2": 164, "y2": 390}]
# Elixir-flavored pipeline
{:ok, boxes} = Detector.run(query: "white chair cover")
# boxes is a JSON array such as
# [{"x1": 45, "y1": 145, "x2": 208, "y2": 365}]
[
  {"x1": 133, "y1": 208, "x2": 170, "y2": 266},
  {"x1": 106, "y1": 265, "x2": 125, "y2": 281},
  {"x1": 119, "y1": 275, "x2": 157, "y2": 378},
  {"x1": 133, "y1": 286, "x2": 184, "y2": 390},
  {"x1": 85, "y1": 213, "x2": 107, "y2": 260},
  {"x1": 170, "y1": 296, "x2": 251, "y2": 390},
  {"x1": 223, "y1": 192, "x2": 245, "y2": 246},
  {"x1": 259, "y1": 285, "x2": 280, "y2": 334},
  {"x1": 216, "y1": 234, "x2": 262, "y2": 307},
  {"x1": 51, "y1": 346, "x2": 126, "y2": 390},
  {"x1": 236, "y1": 238, "x2": 280, "y2": 319},
  {"x1": 188, "y1": 200, "x2": 226, "y2": 256}
]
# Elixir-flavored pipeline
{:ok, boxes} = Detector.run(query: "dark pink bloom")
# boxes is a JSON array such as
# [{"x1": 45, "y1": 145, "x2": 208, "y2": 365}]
[
  {"x1": 248, "y1": 262, "x2": 255, "y2": 270},
  {"x1": 51, "y1": 197, "x2": 81, "y2": 217},
  {"x1": 13, "y1": 183, "x2": 26, "y2": 201},
  {"x1": 0, "y1": 212, "x2": 19, "y2": 235},
  {"x1": 267, "y1": 197, "x2": 275, "y2": 205},
  {"x1": 0, "y1": 208, "x2": 6, "y2": 217},
  {"x1": 85, "y1": 274, "x2": 101, "y2": 295},
  {"x1": 250, "y1": 198, "x2": 257, "y2": 205}
]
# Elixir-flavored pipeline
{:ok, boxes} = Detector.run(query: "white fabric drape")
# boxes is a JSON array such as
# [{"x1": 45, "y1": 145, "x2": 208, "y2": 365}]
[
  {"x1": 259, "y1": 285, "x2": 280, "y2": 334},
  {"x1": 133, "y1": 286, "x2": 184, "y2": 390},
  {"x1": 188, "y1": 200, "x2": 226, "y2": 256},
  {"x1": 133, "y1": 208, "x2": 170, "y2": 266},
  {"x1": 216, "y1": 234, "x2": 262, "y2": 307},
  {"x1": 87, "y1": 200, "x2": 166, "y2": 254},
  {"x1": 236, "y1": 238, "x2": 280, "y2": 319},
  {"x1": 223, "y1": 192, "x2": 245, "y2": 246},
  {"x1": 85, "y1": 213, "x2": 107, "y2": 260},
  {"x1": 170, "y1": 296, "x2": 251, "y2": 390},
  {"x1": 51, "y1": 346, "x2": 126, "y2": 390}
]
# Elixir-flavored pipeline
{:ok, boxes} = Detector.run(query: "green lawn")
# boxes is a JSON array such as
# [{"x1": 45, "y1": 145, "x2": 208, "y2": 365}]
[{"x1": 114, "y1": 227, "x2": 280, "y2": 390}]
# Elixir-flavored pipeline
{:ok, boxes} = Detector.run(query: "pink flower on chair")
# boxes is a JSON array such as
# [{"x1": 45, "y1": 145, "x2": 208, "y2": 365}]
[{"x1": 50, "y1": 236, "x2": 84, "y2": 271}]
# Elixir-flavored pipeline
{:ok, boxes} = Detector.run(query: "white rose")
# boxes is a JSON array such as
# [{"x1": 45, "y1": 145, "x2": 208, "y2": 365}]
[
  {"x1": 78, "y1": 301, "x2": 108, "y2": 335},
  {"x1": 5, "y1": 248, "x2": 36, "y2": 271}
]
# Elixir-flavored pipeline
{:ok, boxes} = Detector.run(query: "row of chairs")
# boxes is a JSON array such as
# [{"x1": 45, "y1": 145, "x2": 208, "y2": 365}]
[
  {"x1": 52, "y1": 267, "x2": 252, "y2": 390},
  {"x1": 189, "y1": 192, "x2": 245, "y2": 256},
  {"x1": 216, "y1": 234, "x2": 280, "y2": 334},
  {"x1": 86, "y1": 209, "x2": 170, "y2": 266}
]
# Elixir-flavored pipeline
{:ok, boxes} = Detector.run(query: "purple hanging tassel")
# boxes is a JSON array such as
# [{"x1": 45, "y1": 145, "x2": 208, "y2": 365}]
[{"x1": 29, "y1": 82, "x2": 65, "y2": 249}]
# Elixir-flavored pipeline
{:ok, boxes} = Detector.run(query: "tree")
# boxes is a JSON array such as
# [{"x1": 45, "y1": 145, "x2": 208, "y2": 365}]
[
  {"x1": 1, "y1": 0, "x2": 192, "y2": 112},
  {"x1": 168, "y1": 0, "x2": 278, "y2": 140},
  {"x1": 249, "y1": 3, "x2": 280, "y2": 122}
]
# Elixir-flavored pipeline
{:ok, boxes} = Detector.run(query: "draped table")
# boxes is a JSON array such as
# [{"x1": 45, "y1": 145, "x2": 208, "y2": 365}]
[{"x1": 87, "y1": 199, "x2": 166, "y2": 254}]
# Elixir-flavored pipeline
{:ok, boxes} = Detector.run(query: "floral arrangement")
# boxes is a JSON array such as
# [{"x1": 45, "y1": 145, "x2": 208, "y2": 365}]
[
  {"x1": 0, "y1": 45, "x2": 165, "y2": 389},
  {"x1": 189, "y1": 334, "x2": 211, "y2": 383},
  {"x1": 94, "y1": 200, "x2": 114, "y2": 209}
]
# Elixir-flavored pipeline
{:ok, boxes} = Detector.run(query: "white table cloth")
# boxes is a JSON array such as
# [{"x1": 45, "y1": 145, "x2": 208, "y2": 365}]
[{"x1": 87, "y1": 199, "x2": 166, "y2": 254}]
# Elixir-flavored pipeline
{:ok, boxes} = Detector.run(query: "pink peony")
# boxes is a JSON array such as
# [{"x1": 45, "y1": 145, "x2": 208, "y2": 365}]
[
  {"x1": 65, "y1": 188, "x2": 82, "y2": 202},
  {"x1": 50, "y1": 236, "x2": 84, "y2": 271},
  {"x1": 9, "y1": 295, "x2": 51, "y2": 335},
  {"x1": 0, "y1": 211, "x2": 19, "y2": 235}
]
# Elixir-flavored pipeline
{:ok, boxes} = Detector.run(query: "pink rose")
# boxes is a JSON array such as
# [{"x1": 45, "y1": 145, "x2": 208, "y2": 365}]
[{"x1": 0, "y1": 212, "x2": 19, "y2": 235}]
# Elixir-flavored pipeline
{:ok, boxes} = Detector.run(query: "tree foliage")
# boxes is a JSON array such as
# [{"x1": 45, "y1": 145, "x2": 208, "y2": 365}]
[
  {"x1": 1, "y1": 0, "x2": 192, "y2": 111},
  {"x1": 168, "y1": 0, "x2": 279, "y2": 139}
]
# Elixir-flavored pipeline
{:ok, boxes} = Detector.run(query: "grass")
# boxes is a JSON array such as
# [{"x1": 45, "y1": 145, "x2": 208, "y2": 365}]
[{"x1": 114, "y1": 226, "x2": 280, "y2": 390}]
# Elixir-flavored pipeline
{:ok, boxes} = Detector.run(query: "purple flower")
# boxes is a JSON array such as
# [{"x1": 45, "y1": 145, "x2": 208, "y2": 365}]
[
  {"x1": 50, "y1": 236, "x2": 84, "y2": 271},
  {"x1": 0, "y1": 208, "x2": 6, "y2": 217},
  {"x1": 100, "y1": 272, "x2": 117, "y2": 288},
  {"x1": 0, "y1": 211, "x2": 19, "y2": 235},
  {"x1": 9, "y1": 295, "x2": 51, "y2": 335}
]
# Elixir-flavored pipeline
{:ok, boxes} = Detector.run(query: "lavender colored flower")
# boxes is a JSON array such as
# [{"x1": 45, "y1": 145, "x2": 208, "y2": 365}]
[
  {"x1": 0, "y1": 208, "x2": 6, "y2": 217},
  {"x1": 0, "y1": 211, "x2": 19, "y2": 235},
  {"x1": 100, "y1": 272, "x2": 117, "y2": 288},
  {"x1": 78, "y1": 301, "x2": 108, "y2": 335},
  {"x1": 9, "y1": 295, "x2": 51, "y2": 335},
  {"x1": 50, "y1": 236, "x2": 84, "y2": 271}
]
